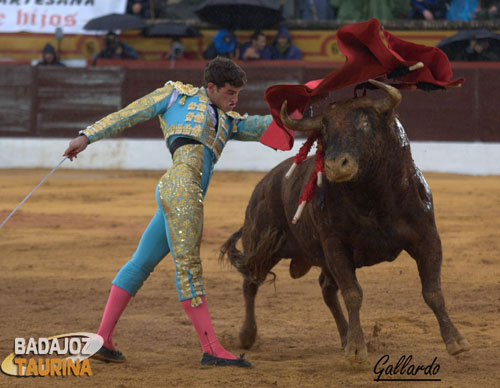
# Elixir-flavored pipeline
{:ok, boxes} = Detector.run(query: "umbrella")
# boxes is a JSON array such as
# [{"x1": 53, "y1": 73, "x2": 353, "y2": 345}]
[
  {"x1": 195, "y1": 0, "x2": 283, "y2": 30},
  {"x1": 83, "y1": 13, "x2": 148, "y2": 31},
  {"x1": 143, "y1": 23, "x2": 201, "y2": 38},
  {"x1": 437, "y1": 29, "x2": 500, "y2": 61}
]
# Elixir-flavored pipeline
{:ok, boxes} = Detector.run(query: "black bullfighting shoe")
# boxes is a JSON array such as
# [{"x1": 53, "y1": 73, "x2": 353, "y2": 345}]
[
  {"x1": 92, "y1": 346, "x2": 126, "y2": 363},
  {"x1": 200, "y1": 353, "x2": 252, "y2": 368}
]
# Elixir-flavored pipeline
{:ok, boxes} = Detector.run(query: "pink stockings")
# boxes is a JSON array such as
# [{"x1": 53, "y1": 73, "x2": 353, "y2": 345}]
[
  {"x1": 181, "y1": 296, "x2": 236, "y2": 359},
  {"x1": 97, "y1": 285, "x2": 132, "y2": 350},
  {"x1": 97, "y1": 286, "x2": 235, "y2": 359}
]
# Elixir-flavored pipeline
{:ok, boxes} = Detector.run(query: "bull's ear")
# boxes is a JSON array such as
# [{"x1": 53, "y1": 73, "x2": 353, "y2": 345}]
[{"x1": 368, "y1": 79, "x2": 402, "y2": 114}]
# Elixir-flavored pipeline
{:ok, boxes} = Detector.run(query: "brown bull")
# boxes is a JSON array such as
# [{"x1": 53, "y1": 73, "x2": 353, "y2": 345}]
[{"x1": 220, "y1": 80, "x2": 470, "y2": 361}]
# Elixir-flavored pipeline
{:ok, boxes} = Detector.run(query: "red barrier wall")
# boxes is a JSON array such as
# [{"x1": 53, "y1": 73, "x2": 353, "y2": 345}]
[{"x1": 0, "y1": 61, "x2": 498, "y2": 142}]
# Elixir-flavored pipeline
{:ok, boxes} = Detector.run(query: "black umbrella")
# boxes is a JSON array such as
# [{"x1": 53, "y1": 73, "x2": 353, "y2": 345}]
[
  {"x1": 143, "y1": 23, "x2": 201, "y2": 38},
  {"x1": 437, "y1": 29, "x2": 500, "y2": 61},
  {"x1": 83, "y1": 13, "x2": 148, "y2": 31},
  {"x1": 195, "y1": 0, "x2": 283, "y2": 30}
]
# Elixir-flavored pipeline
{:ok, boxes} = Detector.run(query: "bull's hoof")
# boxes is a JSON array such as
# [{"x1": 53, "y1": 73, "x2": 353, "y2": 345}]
[
  {"x1": 239, "y1": 326, "x2": 257, "y2": 350},
  {"x1": 446, "y1": 338, "x2": 471, "y2": 355},
  {"x1": 345, "y1": 350, "x2": 370, "y2": 369},
  {"x1": 345, "y1": 343, "x2": 368, "y2": 363}
]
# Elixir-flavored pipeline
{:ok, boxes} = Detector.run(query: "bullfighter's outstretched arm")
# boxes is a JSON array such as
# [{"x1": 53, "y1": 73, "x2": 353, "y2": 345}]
[
  {"x1": 80, "y1": 83, "x2": 176, "y2": 143},
  {"x1": 230, "y1": 114, "x2": 273, "y2": 142}
]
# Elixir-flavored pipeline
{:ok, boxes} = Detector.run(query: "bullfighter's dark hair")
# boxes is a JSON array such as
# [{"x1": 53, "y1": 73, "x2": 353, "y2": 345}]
[{"x1": 203, "y1": 57, "x2": 247, "y2": 88}]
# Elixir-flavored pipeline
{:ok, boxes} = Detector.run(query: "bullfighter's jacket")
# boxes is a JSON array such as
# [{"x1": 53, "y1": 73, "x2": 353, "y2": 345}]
[
  {"x1": 81, "y1": 81, "x2": 272, "y2": 162},
  {"x1": 80, "y1": 81, "x2": 272, "y2": 307}
]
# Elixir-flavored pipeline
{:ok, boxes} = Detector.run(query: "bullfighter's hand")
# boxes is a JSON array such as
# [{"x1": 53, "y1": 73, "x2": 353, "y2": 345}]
[{"x1": 63, "y1": 135, "x2": 89, "y2": 161}]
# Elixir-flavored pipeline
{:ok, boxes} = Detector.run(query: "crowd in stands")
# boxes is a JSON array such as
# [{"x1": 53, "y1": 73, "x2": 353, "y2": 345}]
[
  {"x1": 35, "y1": 0, "x2": 500, "y2": 66},
  {"x1": 202, "y1": 27, "x2": 302, "y2": 61},
  {"x1": 123, "y1": 0, "x2": 500, "y2": 22},
  {"x1": 298, "y1": 0, "x2": 499, "y2": 21}
]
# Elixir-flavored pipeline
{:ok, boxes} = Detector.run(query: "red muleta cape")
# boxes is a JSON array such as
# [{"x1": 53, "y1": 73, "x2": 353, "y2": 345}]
[{"x1": 260, "y1": 18, "x2": 464, "y2": 151}]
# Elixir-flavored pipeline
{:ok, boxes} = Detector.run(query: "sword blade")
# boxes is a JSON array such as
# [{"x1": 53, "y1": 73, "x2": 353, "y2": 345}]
[{"x1": 0, "y1": 156, "x2": 69, "y2": 230}]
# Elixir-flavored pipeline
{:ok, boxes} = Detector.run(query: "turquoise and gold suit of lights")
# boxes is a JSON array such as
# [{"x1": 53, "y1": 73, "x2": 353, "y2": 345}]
[{"x1": 81, "y1": 81, "x2": 272, "y2": 306}]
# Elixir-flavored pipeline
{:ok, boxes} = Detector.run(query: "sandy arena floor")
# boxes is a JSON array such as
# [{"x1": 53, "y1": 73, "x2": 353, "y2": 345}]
[{"x1": 0, "y1": 169, "x2": 499, "y2": 388}]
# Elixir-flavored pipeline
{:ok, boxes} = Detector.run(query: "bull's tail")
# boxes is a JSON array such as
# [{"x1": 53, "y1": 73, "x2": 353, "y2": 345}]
[
  {"x1": 219, "y1": 227, "x2": 245, "y2": 271},
  {"x1": 220, "y1": 226, "x2": 285, "y2": 285}
]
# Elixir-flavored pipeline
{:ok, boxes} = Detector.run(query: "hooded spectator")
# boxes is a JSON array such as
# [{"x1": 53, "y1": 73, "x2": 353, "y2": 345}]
[
  {"x1": 203, "y1": 29, "x2": 238, "y2": 60},
  {"x1": 36, "y1": 43, "x2": 65, "y2": 67},
  {"x1": 271, "y1": 26, "x2": 302, "y2": 60}
]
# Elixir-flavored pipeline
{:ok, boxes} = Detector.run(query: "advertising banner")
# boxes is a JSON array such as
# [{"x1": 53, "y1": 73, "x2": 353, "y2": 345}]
[{"x1": 0, "y1": 0, "x2": 127, "y2": 34}]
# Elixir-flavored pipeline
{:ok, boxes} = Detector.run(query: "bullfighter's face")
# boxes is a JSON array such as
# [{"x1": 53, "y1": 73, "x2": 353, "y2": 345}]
[{"x1": 206, "y1": 82, "x2": 242, "y2": 112}]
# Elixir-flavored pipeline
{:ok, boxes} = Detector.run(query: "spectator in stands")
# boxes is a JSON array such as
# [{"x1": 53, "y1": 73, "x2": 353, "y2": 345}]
[
  {"x1": 330, "y1": 0, "x2": 409, "y2": 20},
  {"x1": 329, "y1": 0, "x2": 362, "y2": 20},
  {"x1": 408, "y1": 0, "x2": 448, "y2": 20},
  {"x1": 203, "y1": 29, "x2": 238, "y2": 60},
  {"x1": 476, "y1": 0, "x2": 499, "y2": 19},
  {"x1": 93, "y1": 32, "x2": 139, "y2": 62},
  {"x1": 239, "y1": 31, "x2": 273, "y2": 60},
  {"x1": 36, "y1": 43, "x2": 65, "y2": 66},
  {"x1": 271, "y1": 26, "x2": 302, "y2": 60},
  {"x1": 126, "y1": 0, "x2": 151, "y2": 19},
  {"x1": 302, "y1": 0, "x2": 336, "y2": 20},
  {"x1": 446, "y1": 0, "x2": 478, "y2": 20},
  {"x1": 166, "y1": 38, "x2": 185, "y2": 60},
  {"x1": 451, "y1": 38, "x2": 500, "y2": 61}
]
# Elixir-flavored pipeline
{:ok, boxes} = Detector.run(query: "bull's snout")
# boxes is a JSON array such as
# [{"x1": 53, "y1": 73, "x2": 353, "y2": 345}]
[{"x1": 325, "y1": 153, "x2": 359, "y2": 182}]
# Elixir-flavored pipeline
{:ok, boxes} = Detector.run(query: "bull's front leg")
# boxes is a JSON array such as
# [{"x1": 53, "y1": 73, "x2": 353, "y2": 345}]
[
  {"x1": 408, "y1": 229, "x2": 470, "y2": 355},
  {"x1": 240, "y1": 278, "x2": 259, "y2": 349},
  {"x1": 340, "y1": 280, "x2": 367, "y2": 361},
  {"x1": 319, "y1": 270, "x2": 348, "y2": 348},
  {"x1": 322, "y1": 237, "x2": 367, "y2": 361}
]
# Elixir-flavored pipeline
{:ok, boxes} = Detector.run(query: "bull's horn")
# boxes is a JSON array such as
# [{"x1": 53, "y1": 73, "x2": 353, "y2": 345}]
[
  {"x1": 368, "y1": 79, "x2": 402, "y2": 113},
  {"x1": 280, "y1": 100, "x2": 323, "y2": 132}
]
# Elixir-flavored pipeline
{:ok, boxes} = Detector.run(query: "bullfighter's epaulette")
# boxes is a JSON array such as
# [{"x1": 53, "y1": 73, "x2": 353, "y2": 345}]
[
  {"x1": 165, "y1": 81, "x2": 199, "y2": 96},
  {"x1": 226, "y1": 111, "x2": 246, "y2": 120}
]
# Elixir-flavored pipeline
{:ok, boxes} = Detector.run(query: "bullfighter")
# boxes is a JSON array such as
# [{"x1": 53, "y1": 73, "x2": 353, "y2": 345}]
[{"x1": 63, "y1": 57, "x2": 272, "y2": 367}]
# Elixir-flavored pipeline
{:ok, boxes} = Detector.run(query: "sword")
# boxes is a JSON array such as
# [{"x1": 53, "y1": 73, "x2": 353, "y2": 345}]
[{"x1": 0, "y1": 156, "x2": 70, "y2": 230}]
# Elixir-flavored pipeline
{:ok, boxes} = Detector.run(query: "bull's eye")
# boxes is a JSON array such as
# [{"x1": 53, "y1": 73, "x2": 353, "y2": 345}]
[
  {"x1": 358, "y1": 120, "x2": 370, "y2": 131},
  {"x1": 352, "y1": 111, "x2": 371, "y2": 132}
]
